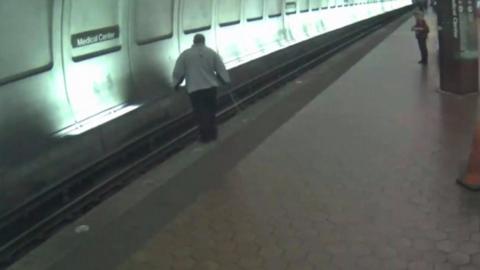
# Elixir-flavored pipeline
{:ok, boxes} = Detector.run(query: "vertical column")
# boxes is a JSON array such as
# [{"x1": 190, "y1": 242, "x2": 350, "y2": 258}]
[{"x1": 437, "y1": 0, "x2": 479, "y2": 95}]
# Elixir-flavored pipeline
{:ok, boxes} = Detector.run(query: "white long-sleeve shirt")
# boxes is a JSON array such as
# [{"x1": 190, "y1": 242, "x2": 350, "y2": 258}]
[{"x1": 173, "y1": 44, "x2": 231, "y2": 93}]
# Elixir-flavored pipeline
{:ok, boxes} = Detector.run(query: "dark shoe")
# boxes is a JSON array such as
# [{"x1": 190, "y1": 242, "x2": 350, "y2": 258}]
[
  {"x1": 199, "y1": 135, "x2": 210, "y2": 144},
  {"x1": 211, "y1": 131, "x2": 218, "y2": 141},
  {"x1": 203, "y1": 136, "x2": 217, "y2": 143}
]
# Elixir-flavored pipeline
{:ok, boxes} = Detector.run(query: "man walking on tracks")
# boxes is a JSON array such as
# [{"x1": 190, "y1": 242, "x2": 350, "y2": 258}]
[{"x1": 173, "y1": 34, "x2": 231, "y2": 143}]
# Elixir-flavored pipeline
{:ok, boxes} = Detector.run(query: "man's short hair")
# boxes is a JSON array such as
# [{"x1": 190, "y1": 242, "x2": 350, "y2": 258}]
[{"x1": 193, "y1": 34, "x2": 205, "y2": 44}]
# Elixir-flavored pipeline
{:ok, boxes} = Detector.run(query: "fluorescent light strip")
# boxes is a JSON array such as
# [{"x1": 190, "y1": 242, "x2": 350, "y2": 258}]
[{"x1": 56, "y1": 104, "x2": 140, "y2": 137}]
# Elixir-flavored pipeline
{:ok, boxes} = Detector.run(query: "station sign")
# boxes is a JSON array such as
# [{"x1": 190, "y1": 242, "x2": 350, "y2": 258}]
[{"x1": 71, "y1": 26, "x2": 120, "y2": 48}]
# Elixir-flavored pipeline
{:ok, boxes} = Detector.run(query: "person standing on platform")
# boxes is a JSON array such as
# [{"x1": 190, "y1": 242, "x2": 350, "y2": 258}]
[
  {"x1": 431, "y1": 0, "x2": 437, "y2": 13},
  {"x1": 173, "y1": 34, "x2": 231, "y2": 143},
  {"x1": 416, "y1": 0, "x2": 427, "y2": 11},
  {"x1": 411, "y1": 11, "x2": 430, "y2": 65}
]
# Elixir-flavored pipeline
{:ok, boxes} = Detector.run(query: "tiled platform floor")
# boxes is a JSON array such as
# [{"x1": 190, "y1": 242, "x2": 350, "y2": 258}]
[{"x1": 116, "y1": 14, "x2": 480, "y2": 270}]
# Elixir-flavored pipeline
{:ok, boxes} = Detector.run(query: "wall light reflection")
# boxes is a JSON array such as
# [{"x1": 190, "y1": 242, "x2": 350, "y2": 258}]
[{"x1": 55, "y1": 104, "x2": 140, "y2": 137}]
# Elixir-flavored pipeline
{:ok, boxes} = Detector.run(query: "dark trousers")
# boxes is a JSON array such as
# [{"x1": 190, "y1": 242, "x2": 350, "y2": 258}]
[
  {"x1": 417, "y1": 2, "x2": 427, "y2": 11},
  {"x1": 417, "y1": 37, "x2": 428, "y2": 63},
  {"x1": 189, "y1": 88, "x2": 218, "y2": 142}
]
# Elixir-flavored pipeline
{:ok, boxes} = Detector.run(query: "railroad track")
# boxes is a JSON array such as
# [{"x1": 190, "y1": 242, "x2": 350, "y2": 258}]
[{"x1": 0, "y1": 7, "x2": 412, "y2": 269}]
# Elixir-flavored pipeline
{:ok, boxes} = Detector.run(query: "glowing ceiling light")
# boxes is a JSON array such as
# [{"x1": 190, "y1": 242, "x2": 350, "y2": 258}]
[{"x1": 55, "y1": 104, "x2": 140, "y2": 137}]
